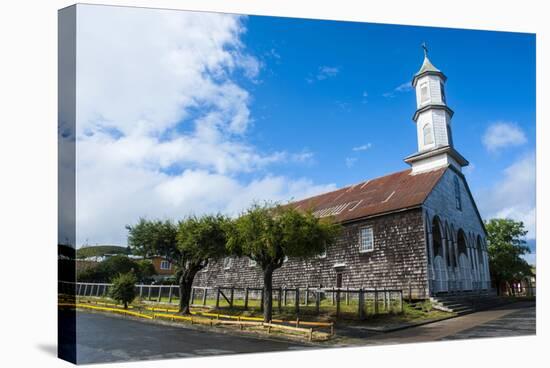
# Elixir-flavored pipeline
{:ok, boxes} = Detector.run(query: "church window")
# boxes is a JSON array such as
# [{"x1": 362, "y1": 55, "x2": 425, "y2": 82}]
[
  {"x1": 454, "y1": 176, "x2": 462, "y2": 211},
  {"x1": 420, "y1": 82, "x2": 430, "y2": 104},
  {"x1": 248, "y1": 257, "x2": 257, "y2": 267},
  {"x1": 359, "y1": 226, "x2": 374, "y2": 253},
  {"x1": 223, "y1": 257, "x2": 233, "y2": 270},
  {"x1": 423, "y1": 123, "x2": 434, "y2": 145},
  {"x1": 440, "y1": 81, "x2": 446, "y2": 103}
]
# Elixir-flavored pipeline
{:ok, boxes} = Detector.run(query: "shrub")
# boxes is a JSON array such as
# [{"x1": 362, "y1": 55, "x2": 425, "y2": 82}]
[{"x1": 109, "y1": 272, "x2": 137, "y2": 309}]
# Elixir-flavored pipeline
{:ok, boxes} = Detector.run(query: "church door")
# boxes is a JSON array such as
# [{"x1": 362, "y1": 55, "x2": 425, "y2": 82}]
[
  {"x1": 433, "y1": 255, "x2": 447, "y2": 293},
  {"x1": 459, "y1": 253, "x2": 472, "y2": 291}
]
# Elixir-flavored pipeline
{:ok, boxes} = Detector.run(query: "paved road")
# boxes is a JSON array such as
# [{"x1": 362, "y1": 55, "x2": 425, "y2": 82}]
[
  {"x1": 75, "y1": 312, "x2": 308, "y2": 364},
  {"x1": 340, "y1": 301, "x2": 535, "y2": 346},
  {"x1": 73, "y1": 302, "x2": 535, "y2": 363},
  {"x1": 440, "y1": 304, "x2": 536, "y2": 340}
]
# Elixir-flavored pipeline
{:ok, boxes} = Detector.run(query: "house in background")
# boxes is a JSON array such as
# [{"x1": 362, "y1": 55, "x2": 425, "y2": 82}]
[{"x1": 150, "y1": 256, "x2": 176, "y2": 279}]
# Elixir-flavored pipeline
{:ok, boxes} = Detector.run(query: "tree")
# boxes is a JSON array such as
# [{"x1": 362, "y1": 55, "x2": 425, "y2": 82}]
[
  {"x1": 135, "y1": 259, "x2": 156, "y2": 281},
  {"x1": 109, "y1": 272, "x2": 137, "y2": 309},
  {"x1": 77, "y1": 255, "x2": 156, "y2": 283},
  {"x1": 127, "y1": 216, "x2": 229, "y2": 314},
  {"x1": 226, "y1": 203, "x2": 341, "y2": 322},
  {"x1": 486, "y1": 218, "x2": 533, "y2": 295}
]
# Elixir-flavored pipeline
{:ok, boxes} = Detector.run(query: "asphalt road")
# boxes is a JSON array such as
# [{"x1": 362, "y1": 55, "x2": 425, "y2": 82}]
[
  {"x1": 440, "y1": 303, "x2": 536, "y2": 340},
  {"x1": 334, "y1": 301, "x2": 535, "y2": 346},
  {"x1": 75, "y1": 312, "x2": 308, "y2": 364}
]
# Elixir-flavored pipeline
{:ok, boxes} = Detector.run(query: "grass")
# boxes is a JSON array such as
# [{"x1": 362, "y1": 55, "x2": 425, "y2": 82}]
[{"x1": 69, "y1": 291, "x2": 453, "y2": 329}]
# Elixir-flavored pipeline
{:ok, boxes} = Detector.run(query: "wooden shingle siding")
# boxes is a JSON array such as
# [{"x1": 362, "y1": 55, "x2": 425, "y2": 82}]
[{"x1": 193, "y1": 208, "x2": 429, "y2": 299}]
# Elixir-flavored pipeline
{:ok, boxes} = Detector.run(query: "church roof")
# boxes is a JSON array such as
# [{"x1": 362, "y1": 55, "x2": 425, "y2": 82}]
[{"x1": 291, "y1": 167, "x2": 447, "y2": 224}]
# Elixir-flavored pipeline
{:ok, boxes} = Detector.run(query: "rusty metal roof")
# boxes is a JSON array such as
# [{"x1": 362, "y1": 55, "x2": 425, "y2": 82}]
[{"x1": 291, "y1": 167, "x2": 447, "y2": 223}]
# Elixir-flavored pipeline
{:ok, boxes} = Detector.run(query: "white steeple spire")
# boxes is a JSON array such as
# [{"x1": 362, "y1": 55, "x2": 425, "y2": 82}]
[{"x1": 405, "y1": 43, "x2": 468, "y2": 174}]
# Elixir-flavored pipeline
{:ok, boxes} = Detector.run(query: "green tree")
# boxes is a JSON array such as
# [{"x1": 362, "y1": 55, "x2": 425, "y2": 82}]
[
  {"x1": 227, "y1": 203, "x2": 341, "y2": 322},
  {"x1": 486, "y1": 218, "x2": 533, "y2": 295},
  {"x1": 109, "y1": 272, "x2": 137, "y2": 309},
  {"x1": 136, "y1": 259, "x2": 156, "y2": 281},
  {"x1": 77, "y1": 255, "x2": 156, "y2": 282},
  {"x1": 127, "y1": 215, "x2": 229, "y2": 314}
]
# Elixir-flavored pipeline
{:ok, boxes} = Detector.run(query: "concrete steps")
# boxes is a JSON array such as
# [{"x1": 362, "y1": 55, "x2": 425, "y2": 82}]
[{"x1": 430, "y1": 291, "x2": 506, "y2": 315}]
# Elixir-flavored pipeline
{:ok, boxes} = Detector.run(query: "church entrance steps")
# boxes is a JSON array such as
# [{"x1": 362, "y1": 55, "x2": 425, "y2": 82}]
[{"x1": 430, "y1": 293, "x2": 510, "y2": 315}]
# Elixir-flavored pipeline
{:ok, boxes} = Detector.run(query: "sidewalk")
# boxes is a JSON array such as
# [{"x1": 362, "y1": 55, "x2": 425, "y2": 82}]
[{"x1": 332, "y1": 301, "x2": 535, "y2": 345}]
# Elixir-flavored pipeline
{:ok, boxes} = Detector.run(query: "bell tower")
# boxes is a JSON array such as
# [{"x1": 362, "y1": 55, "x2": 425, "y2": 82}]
[{"x1": 404, "y1": 43, "x2": 468, "y2": 174}]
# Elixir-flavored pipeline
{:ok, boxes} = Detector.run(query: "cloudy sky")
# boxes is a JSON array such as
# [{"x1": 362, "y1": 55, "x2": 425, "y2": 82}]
[{"x1": 71, "y1": 5, "x2": 536, "y2": 263}]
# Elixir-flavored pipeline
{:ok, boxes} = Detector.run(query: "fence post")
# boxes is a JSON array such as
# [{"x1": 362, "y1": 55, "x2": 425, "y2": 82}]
[
  {"x1": 96, "y1": 284, "x2": 100, "y2": 297},
  {"x1": 346, "y1": 287, "x2": 350, "y2": 305},
  {"x1": 316, "y1": 289, "x2": 321, "y2": 314},
  {"x1": 400, "y1": 290, "x2": 404, "y2": 313},
  {"x1": 358, "y1": 288, "x2": 364, "y2": 320},
  {"x1": 190, "y1": 287, "x2": 195, "y2": 305},
  {"x1": 336, "y1": 288, "x2": 341, "y2": 317},
  {"x1": 331, "y1": 288, "x2": 335, "y2": 305},
  {"x1": 283, "y1": 288, "x2": 287, "y2": 306},
  {"x1": 295, "y1": 288, "x2": 300, "y2": 314},
  {"x1": 168, "y1": 286, "x2": 173, "y2": 303},
  {"x1": 203, "y1": 287, "x2": 208, "y2": 306},
  {"x1": 244, "y1": 287, "x2": 249, "y2": 309},
  {"x1": 278, "y1": 287, "x2": 282, "y2": 312},
  {"x1": 157, "y1": 286, "x2": 162, "y2": 303},
  {"x1": 147, "y1": 285, "x2": 152, "y2": 301},
  {"x1": 230, "y1": 287, "x2": 234, "y2": 308},
  {"x1": 408, "y1": 281, "x2": 412, "y2": 303},
  {"x1": 305, "y1": 285, "x2": 309, "y2": 306},
  {"x1": 216, "y1": 287, "x2": 220, "y2": 308},
  {"x1": 139, "y1": 285, "x2": 143, "y2": 298},
  {"x1": 374, "y1": 287, "x2": 379, "y2": 315},
  {"x1": 83, "y1": 284, "x2": 89, "y2": 297}
]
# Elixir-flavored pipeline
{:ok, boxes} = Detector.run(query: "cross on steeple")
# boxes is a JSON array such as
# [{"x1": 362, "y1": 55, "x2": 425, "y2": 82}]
[{"x1": 421, "y1": 42, "x2": 428, "y2": 57}]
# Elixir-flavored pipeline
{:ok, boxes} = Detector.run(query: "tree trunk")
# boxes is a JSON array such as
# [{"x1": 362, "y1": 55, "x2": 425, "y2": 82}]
[
  {"x1": 263, "y1": 266, "x2": 274, "y2": 323},
  {"x1": 124, "y1": 301, "x2": 128, "y2": 309},
  {"x1": 178, "y1": 271, "x2": 197, "y2": 315}
]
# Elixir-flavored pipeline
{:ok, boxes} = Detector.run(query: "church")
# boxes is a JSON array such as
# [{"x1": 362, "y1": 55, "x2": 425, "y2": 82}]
[{"x1": 194, "y1": 49, "x2": 491, "y2": 299}]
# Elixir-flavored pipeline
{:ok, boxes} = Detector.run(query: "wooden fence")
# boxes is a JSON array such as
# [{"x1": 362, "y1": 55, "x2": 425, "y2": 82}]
[{"x1": 62, "y1": 281, "x2": 404, "y2": 318}]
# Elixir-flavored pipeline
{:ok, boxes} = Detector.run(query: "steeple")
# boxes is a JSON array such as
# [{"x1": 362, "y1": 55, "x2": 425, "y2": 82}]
[{"x1": 404, "y1": 43, "x2": 468, "y2": 174}]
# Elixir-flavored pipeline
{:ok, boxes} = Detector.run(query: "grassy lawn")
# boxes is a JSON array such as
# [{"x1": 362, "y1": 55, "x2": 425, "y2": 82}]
[{"x1": 71, "y1": 293, "x2": 451, "y2": 328}]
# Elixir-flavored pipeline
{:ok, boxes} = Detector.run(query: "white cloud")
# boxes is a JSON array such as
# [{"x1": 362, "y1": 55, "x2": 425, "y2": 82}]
[
  {"x1": 317, "y1": 66, "x2": 339, "y2": 80},
  {"x1": 345, "y1": 157, "x2": 357, "y2": 168},
  {"x1": 482, "y1": 122, "x2": 527, "y2": 153},
  {"x1": 307, "y1": 65, "x2": 340, "y2": 83},
  {"x1": 478, "y1": 153, "x2": 536, "y2": 239},
  {"x1": 383, "y1": 81, "x2": 413, "y2": 98},
  {"x1": 395, "y1": 82, "x2": 413, "y2": 92},
  {"x1": 70, "y1": 5, "x2": 334, "y2": 245},
  {"x1": 352, "y1": 143, "x2": 373, "y2": 152}
]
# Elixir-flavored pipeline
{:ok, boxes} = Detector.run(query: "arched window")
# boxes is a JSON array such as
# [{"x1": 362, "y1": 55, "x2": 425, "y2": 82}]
[
  {"x1": 454, "y1": 176, "x2": 462, "y2": 210},
  {"x1": 423, "y1": 123, "x2": 434, "y2": 145},
  {"x1": 420, "y1": 82, "x2": 430, "y2": 104}
]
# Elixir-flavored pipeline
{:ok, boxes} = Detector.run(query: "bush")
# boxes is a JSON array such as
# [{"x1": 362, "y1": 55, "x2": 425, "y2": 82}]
[
  {"x1": 77, "y1": 255, "x2": 156, "y2": 283},
  {"x1": 109, "y1": 272, "x2": 137, "y2": 309}
]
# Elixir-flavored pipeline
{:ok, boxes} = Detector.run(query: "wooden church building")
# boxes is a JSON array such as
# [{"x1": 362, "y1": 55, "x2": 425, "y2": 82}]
[{"x1": 194, "y1": 49, "x2": 491, "y2": 299}]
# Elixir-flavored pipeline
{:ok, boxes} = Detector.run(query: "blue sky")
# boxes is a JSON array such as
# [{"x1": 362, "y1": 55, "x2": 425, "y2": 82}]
[{"x1": 72, "y1": 5, "x2": 535, "y2": 262}]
